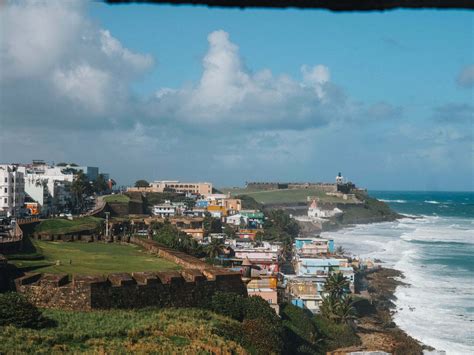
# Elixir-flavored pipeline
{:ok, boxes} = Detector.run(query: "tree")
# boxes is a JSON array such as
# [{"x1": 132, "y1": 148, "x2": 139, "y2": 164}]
[
  {"x1": 324, "y1": 273, "x2": 350, "y2": 300},
  {"x1": 71, "y1": 171, "x2": 92, "y2": 211},
  {"x1": 223, "y1": 224, "x2": 236, "y2": 239},
  {"x1": 135, "y1": 180, "x2": 149, "y2": 188},
  {"x1": 335, "y1": 246, "x2": 345, "y2": 255},
  {"x1": 203, "y1": 213, "x2": 222, "y2": 237},
  {"x1": 93, "y1": 174, "x2": 108, "y2": 194},
  {"x1": 206, "y1": 238, "x2": 224, "y2": 259},
  {"x1": 334, "y1": 296, "x2": 357, "y2": 325}
]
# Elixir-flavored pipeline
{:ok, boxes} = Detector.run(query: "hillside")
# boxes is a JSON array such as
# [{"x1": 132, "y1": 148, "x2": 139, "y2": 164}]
[
  {"x1": 0, "y1": 308, "x2": 247, "y2": 353},
  {"x1": 222, "y1": 187, "x2": 354, "y2": 205}
]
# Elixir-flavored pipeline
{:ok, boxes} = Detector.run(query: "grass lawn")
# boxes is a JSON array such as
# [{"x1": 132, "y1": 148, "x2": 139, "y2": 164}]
[
  {"x1": 10, "y1": 239, "x2": 180, "y2": 275},
  {"x1": 35, "y1": 217, "x2": 103, "y2": 235},
  {"x1": 221, "y1": 187, "x2": 349, "y2": 205},
  {"x1": 0, "y1": 308, "x2": 246, "y2": 353},
  {"x1": 103, "y1": 194, "x2": 130, "y2": 203}
]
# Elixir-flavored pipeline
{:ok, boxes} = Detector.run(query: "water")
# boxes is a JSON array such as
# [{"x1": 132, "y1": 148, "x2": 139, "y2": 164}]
[{"x1": 322, "y1": 191, "x2": 474, "y2": 355}]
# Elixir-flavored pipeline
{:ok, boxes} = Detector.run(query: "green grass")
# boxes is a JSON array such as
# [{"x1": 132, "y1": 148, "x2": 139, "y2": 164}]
[
  {"x1": 103, "y1": 194, "x2": 130, "y2": 203},
  {"x1": 0, "y1": 308, "x2": 246, "y2": 353},
  {"x1": 35, "y1": 217, "x2": 103, "y2": 235},
  {"x1": 10, "y1": 239, "x2": 180, "y2": 275},
  {"x1": 222, "y1": 187, "x2": 350, "y2": 205}
]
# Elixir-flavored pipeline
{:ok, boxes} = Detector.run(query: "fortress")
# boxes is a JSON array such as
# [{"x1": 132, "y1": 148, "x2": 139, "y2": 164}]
[{"x1": 2, "y1": 230, "x2": 247, "y2": 311}]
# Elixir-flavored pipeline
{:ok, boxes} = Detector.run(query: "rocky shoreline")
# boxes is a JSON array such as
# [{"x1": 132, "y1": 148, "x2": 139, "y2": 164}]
[
  {"x1": 331, "y1": 267, "x2": 431, "y2": 355},
  {"x1": 355, "y1": 268, "x2": 433, "y2": 354}
]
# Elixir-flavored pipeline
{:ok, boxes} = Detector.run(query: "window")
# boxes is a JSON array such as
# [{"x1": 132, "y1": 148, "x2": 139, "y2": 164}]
[
  {"x1": 4, "y1": 188, "x2": 6, "y2": 193},
  {"x1": 3, "y1": 198, "x2": 6, "y2": 203}
]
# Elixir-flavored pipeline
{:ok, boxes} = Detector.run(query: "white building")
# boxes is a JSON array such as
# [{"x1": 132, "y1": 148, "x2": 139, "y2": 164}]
[
  {"x1": 307, "y1": 200, "x2": 343, "y2": 219},
  {"x1": 152, "y1": 200, "x2": 176, "y2": 217},
  {"x1": 0, "y1": 165, "x2": 25, "y2": 217},
  {"x1": 17, "y1": 162, "x2": 74, "y2": 215}
]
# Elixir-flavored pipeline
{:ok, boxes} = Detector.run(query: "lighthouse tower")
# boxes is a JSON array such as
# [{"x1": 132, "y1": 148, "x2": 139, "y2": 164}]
[{"x1": 336, "y1": 172, "x2": 344, "y2": 185}]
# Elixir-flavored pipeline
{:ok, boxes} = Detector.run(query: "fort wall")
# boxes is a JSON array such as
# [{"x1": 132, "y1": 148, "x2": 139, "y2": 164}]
[
  {"x1": 15, "y1": 268, "x2": 247, "y2": 311},
  {"x1": 15, "y1": 237, "x2": 246, "y2": 311}
]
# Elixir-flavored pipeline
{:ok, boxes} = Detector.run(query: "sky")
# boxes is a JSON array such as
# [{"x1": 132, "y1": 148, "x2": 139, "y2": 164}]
[{"x1": 0, "y1": 1, "x2": 473, "y2": 191}]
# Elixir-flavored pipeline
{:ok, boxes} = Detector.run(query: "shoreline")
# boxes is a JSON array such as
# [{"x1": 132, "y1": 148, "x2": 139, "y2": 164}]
[
  {"x1": 310, "y1": 216, "x2": 438, "y2": 353},
  {"x1": 354, "y1": 267, "x2": 433, "y2": 354}
]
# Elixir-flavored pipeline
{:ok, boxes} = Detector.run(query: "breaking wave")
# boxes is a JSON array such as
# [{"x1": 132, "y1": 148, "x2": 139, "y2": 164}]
[{"x1": 322, "y1": 210, "x2": 474, "y2": 354}]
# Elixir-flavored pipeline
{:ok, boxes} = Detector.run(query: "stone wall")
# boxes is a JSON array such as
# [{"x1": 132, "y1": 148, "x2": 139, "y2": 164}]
[
  {"x1": 15, "y1": 268, "x2": 247, "y2": 311},
  {"x1": 130, "y1": 237, "x2": 211, "y2": 271}
]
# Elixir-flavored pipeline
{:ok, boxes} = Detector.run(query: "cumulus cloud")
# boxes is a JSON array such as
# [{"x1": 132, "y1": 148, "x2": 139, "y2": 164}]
[
  {"x1": 456, "y1": 64, "x2": 474, "y2": 88},
  {"x1": 0, "y1": 0, "x2": 153, "y2": 128},
  {"x1": 148, "y1": 30, "x2": 351, "y2": 130}
]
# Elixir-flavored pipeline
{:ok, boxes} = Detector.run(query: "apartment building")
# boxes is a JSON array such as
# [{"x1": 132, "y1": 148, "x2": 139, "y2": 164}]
[{"x1": 0, "y1": 165, "x2": 25, "y2": 217}]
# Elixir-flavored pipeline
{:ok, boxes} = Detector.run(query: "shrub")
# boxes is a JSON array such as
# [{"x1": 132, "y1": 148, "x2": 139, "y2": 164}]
[
  {"x1": 0, "y1": 292, "x2": 47, "y2": 329},
  {"x1": 281, "y1": 303, "x2": 322, "y2": 354},
  {"x1": 209, "y1": 292, "x2": 245, "y2": 321},
  {"x1": 313, "y1": 314, "x2": 360, "y2": 351}
]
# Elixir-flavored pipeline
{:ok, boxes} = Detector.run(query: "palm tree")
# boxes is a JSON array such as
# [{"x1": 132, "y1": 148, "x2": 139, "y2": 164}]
[
  {"x1": 334, "y1": 295, "x2": 357, "y2": 324},
  {"x1": 335, "y1": 246, "x2": 345, "y2": 255},
  {"x1": 206, "y1": 238, "x2": 224, "y2": 259},
  {"x1": 320, "y1": 295, "x2": 339, "y2": 322},
  {"x1": 324, "y1": 273, "x2": 350, "y2": 299}
]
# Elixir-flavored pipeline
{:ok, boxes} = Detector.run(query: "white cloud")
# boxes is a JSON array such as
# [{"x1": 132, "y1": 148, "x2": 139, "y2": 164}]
[
  {"x1": 150, "y1": 30, "x2": 344, "y2": 130},
  {"x1": 0, "y1": 0, "x2": 153, "y2": 127},
  {"x1": 53, "y1": 64, "x2": 111, "y2": 114}
]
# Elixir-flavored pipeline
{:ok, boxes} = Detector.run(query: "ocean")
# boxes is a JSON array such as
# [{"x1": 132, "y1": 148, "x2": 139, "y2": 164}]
[{"x1": 322, "y1": 191, "x2": 474, "y2": 354}]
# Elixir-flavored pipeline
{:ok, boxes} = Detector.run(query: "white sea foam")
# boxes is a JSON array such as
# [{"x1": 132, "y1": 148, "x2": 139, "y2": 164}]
[
  {"x1": 322, "y1": 216, "x2": 474, "y2": 354},
  {"x1": 424, "y1": 200, "x2": 441, "y2": 204},
  {"x1": 379, "y1": 199, "x2": 408, "y2": 203}
]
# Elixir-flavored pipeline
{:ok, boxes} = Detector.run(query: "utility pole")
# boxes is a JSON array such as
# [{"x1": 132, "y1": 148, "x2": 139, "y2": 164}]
[{"x1": 105, "y1": 212, "x2": 110, "y2": 237}]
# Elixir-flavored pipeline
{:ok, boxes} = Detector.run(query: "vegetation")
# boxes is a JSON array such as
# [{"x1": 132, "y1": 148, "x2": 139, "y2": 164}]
[
  {"x1": 0, "y1": 293, "x2": 49, "y2": 329},
  {"x1": 151, "y1": 220, "x2": 204, "y2": 258},
  {"x1": 235, "y1": 194, "x2": 264, "y2": 210},
  {"x1": 134, "y1": 179, "x2": 149, "y2": 187},
  {"x1": 226, "y1": 187, "x2": 349, "y2": 205},
  {"x1": 10, "y1": 239, "x2": 180, "y2": 275},
  {"x1": 35, "y1": 216, "x2": 103, "y2": 235},
  {"x1": 203, "y1": 212, "x2": 223, "y2": 237},
  {"x1": 103, "y1": 194, "x2": 130, "y2": 203},
  {"x1": 280, "y1": 303, "x2": 323, "y2": 354},
  {"x1": 263, "y1": 209, "x2": 300, "y2": 243},
  {"x1": 337, "y1": 191, "x2": 401, "y2": 225},
  {"x1": 208, "y1": 292, "x2": 284, "y2": 354},
  {"x1": 0, "y1": 307, "x2": 248, "y2": 353},
  {"x1": 320, "y1": 274, "x2": 357, "y2": 325}
]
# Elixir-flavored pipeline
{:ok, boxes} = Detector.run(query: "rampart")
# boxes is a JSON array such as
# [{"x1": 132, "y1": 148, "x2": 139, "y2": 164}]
[
  {"x1": 15, "y1": 237, "x2": 247, "y2": 310},
  {"x1": 246, "y1": 182, "x2": 336, "y2": 192},
  {"x1": 15, "y1": 268, "x2": 247, "y2": 311}
]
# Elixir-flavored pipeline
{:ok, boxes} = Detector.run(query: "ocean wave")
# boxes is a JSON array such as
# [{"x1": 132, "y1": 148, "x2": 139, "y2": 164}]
[
  {"x1": 379, "y1": 199, "x2": 407, "y2": 203},
  {"x1": 424, "y1": 200, "x2": 441, "y2": 204},
  {"x1": 324, "y1": 215, "x2": 474, "y2": 354}
]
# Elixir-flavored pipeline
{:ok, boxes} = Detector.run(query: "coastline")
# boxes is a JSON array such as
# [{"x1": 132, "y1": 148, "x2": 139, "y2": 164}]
[
  {"x1": 303, "y1": 213, "x2": 438, "y2": 353},
  {"x1": 354, "y1": 267, "x2": 432, "y2": 354}
]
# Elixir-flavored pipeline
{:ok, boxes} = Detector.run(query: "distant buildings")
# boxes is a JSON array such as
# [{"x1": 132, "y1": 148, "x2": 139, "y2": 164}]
[
  {"x1": 18, "y1": 162, "x2": 74, "y2": 216},
  {"x1": 128, "y1": 180, "x2": 212, "y2": 196},
  {"x1": 307, "y1": 199, "x2": 343, "y2": 219},
  {"x1": 284, "y1": 236, "x2": 355, "y2": 314},
  {"x1": 0, "y1": 165, "x2": 25, "y2": 217}
]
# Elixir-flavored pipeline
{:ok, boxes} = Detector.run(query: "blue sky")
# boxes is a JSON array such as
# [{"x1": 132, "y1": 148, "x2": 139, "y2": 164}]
[{"x1": 1, "y1": 1, "x2": 473, "y2": 190}]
